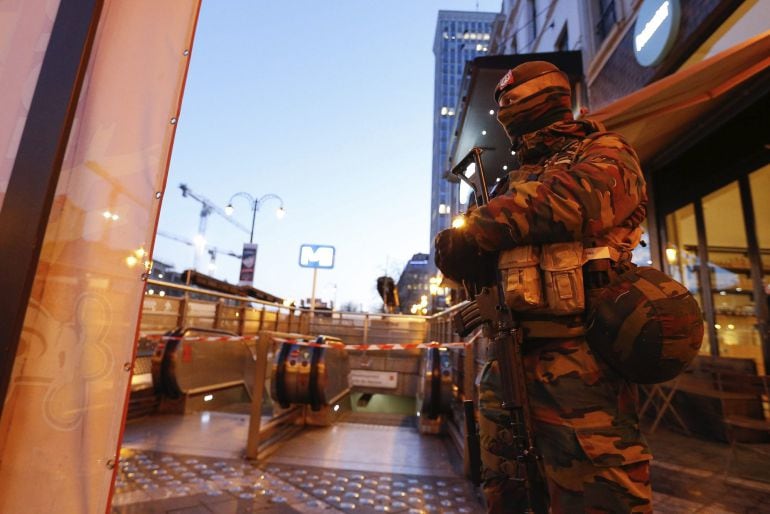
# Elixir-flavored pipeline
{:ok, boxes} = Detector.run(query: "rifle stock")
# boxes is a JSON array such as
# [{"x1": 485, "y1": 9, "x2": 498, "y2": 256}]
[{"x1": 464, "y1": 400, "x2": 482, "y2": 487}]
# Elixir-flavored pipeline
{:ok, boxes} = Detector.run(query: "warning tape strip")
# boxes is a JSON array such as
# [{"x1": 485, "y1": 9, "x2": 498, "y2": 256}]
[
  {"x1": 271, "y1": 338, "x2": 468, "y2": 351},
  {"x1": 140, "y1": 334, "x2": 254, "y2": 343},
  {"x1": 138, "y1": 333, "x2": 472, "y2": 350}
]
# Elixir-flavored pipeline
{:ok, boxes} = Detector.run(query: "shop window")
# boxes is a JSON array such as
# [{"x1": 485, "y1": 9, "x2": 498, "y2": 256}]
[
  {"x1": 595, "y1": 0, "x2": 617, "y2": 44},
  {"x1": 702, "y1": 181, "x2": 764, "y2": 372},
  {"x1": 528, "y1": 0, "x2": 538, "y2": 42},
  {"x1": 665, "y1": 204, "x2": 709, "y2": 353}
]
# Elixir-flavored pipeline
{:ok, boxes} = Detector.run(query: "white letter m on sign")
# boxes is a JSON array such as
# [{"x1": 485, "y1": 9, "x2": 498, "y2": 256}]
[{"x1": 299, "y1": 245, "x2": 335, "y2": 268}]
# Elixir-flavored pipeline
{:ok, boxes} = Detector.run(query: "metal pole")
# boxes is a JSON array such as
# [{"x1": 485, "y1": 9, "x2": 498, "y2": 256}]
[
  {"x1": 246, "y1": 332, "x2": 271, "y2": 459},
  {"x1": 249, "y1": 198, "x2": 257, "y2": 244},
  {"x1": 310, "y1": 267, "x2": 318, "y2": 318}
]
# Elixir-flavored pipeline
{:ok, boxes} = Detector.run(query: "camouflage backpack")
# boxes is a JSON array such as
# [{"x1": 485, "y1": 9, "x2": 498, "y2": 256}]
[{"x1": 585, "y1": 266, "x2": 704, "y2": 384}]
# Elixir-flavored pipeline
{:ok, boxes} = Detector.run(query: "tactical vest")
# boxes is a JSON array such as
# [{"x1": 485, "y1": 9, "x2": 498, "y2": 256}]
[{"x1": 496, "y1": 134, "x2": 640, "y2": 339}]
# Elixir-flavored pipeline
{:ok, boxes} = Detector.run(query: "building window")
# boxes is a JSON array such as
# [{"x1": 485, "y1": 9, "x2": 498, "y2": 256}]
[{"x1": 595, "y1": 0, "x2": 617, "y2": 44}]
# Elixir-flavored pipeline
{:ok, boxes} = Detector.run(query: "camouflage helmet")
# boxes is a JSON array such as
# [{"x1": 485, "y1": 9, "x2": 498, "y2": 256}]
[
  {"x1": 494, "y1": 61, "x2": 573, "y2": 141},
  {"x1": 585, "y1": 266, "x2": 704, "y2": 384}
]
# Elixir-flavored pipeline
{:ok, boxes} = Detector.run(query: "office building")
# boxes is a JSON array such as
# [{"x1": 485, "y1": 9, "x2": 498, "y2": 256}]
[
  {"x1": 397, "y1": 252, "x2": 431, "y2": 314},
  {"x1": 429, "y1": 10, "x2": 498, "y2": 271}
]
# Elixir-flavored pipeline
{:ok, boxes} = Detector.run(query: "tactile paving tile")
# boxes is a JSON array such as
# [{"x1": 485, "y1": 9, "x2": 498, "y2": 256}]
[
  {"x1": 264, "y1": 462, "x2": 483, "y2": 513},
  {"x1": 112, "y1": 449, "x2": 485, "y2": 513}
]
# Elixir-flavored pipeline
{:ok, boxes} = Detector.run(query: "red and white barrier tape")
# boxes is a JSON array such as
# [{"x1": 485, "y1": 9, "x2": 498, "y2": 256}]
[
  {"x1": 138, "y1": 333, "x2": 471, "y2": 350},
  {"x1": 140, "y1": 334, "x2": 254, "y2": 343},
  {"x1": 271, "y1": 337, "x2": 468, "y2": 351}
]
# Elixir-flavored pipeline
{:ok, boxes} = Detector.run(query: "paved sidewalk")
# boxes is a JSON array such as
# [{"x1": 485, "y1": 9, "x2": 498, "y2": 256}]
[
  {"x1": 647, "y1": 426, "x2": 770, "y2": 513},
  {"x1": 112, "y1": 413, "x2": 770, "y2": 513}
]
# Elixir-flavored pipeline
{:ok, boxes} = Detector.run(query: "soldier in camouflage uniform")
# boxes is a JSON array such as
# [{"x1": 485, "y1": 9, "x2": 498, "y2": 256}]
[{"x1": 435, "y1": 61, "x2": 652, "y2": 513}]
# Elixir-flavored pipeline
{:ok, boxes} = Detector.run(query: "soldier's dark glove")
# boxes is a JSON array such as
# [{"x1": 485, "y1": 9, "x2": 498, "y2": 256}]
[{"x1": 434, "y1": 229, "x2": 497, "y2": 288}]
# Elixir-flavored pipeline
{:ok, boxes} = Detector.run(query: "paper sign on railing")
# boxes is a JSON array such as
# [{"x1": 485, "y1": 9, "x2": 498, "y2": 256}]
[{"x1": 349, "y1": 370, "x2": 398, "y2": 389}]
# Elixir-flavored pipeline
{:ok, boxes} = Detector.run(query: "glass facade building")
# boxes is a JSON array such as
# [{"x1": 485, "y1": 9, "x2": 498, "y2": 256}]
[{"x1": 429, "y1": 10, "x2": 497, "y2": 269}]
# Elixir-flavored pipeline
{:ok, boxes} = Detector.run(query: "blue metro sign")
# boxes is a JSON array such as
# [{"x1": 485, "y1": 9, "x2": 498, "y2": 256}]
[{"x1": 299, "y1": 244, "x2": 335, "y2": 269}]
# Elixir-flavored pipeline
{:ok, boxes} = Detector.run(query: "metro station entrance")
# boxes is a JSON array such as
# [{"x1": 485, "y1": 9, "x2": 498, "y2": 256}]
[{"x1": 113, "y1": 277, "x2": 482, "y2": 513}]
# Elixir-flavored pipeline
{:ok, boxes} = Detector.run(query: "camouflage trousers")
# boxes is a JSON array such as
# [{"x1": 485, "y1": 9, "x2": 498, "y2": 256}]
[{"x1": 478, "y1": 337, "x2": 652, "y2": 513}]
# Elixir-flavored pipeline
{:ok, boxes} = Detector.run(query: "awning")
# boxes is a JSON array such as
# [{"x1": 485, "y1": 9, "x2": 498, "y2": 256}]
[
  {"x1": 591, "y1": 30, "x2": 770, "y2": 167},
  {"x1": 448, "y1": 51, "x2": 583, "y2": 185}
]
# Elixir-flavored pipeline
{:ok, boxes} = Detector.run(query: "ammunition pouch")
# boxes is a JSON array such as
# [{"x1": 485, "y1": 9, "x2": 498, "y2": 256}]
[
  {"x1": 453, "y1": 244, "x2": 626, "y2": 340},
  {"x1": 498, "y1": 242, "x2": 586, "y2": 316}
]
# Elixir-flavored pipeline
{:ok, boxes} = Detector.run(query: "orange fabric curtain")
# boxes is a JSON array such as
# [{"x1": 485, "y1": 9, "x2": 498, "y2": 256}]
[
  {"x1": 0, "y1": 1, "x2": 200, "y2": 512},
  {"x1": 0, "y1": 0, "x2": 61, "y2": 209}
]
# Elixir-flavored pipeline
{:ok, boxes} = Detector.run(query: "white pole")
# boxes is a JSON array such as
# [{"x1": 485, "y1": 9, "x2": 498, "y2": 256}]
[{"x1": 310, "y1": 267, "x2": 318, "y2": 318}]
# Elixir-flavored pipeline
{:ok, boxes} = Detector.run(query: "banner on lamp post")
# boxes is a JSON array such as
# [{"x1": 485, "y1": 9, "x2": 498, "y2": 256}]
[{"x1": 239, "y1": 243, "x2": 258, "y2": 284}]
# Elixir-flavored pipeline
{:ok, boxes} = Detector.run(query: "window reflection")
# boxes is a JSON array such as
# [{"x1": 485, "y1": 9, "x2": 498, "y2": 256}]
[{"x1": 665, "y1": 204, "x2": 708, "y2": 352}]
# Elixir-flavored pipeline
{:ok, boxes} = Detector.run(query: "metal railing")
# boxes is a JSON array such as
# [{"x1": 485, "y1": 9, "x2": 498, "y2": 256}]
[
  {"x1": 141, "y1": 278, "x2": 471, "y2": 347},
  {"x1": 427, "y1": 301, "x2": 470, "y2": 344}
]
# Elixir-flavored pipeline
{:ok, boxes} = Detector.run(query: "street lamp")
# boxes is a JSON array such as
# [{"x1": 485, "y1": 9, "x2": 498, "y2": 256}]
[{"x1": 225, "y1": 192, "x2": 285, "y2": 243}]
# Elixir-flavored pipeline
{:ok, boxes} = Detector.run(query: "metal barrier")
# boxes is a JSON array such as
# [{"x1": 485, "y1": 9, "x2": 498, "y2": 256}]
[
  {"x1": 271, "y1": 336, "x2": 350, "y2": 411},
  {"x1": 150, "y1": 326, "x2": 255, "y2": 414},
  {"x1": 245, "y1": 330, "x2": 352, "y2": 460}
]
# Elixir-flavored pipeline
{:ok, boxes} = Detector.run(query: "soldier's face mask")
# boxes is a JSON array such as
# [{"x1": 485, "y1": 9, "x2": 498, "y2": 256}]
[{"x1": 496, "y1": 72, "x2": 573, "y2": 148}]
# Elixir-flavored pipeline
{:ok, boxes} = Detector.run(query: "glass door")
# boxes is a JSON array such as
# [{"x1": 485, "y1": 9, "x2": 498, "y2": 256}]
[{"x1": 702, "y1": 181, "x2": 764, "y2": 373}]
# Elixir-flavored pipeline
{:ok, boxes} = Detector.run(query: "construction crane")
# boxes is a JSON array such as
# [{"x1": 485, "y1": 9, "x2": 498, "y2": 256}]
[
  {"x1": 179, "y1": 183, "x2": 250, "y2": 270},
  {"x1": 156, "y1": 230, "x2": 241, "y2": 273}
]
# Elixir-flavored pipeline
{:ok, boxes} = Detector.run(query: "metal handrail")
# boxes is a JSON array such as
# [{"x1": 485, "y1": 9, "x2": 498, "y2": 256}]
[
  {"x1": 146, "y1": 278, "x2": 287, "y2": 308},
  {"x1": 146, "y1": 277, "x2": 433, "y2": 320},
  {"x1": 141, "y1": 277, "x2": 477, "y2": 351}
]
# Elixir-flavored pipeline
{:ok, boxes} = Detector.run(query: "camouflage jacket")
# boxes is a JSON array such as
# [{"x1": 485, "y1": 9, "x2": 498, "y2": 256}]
[{"x1": 464, "y1": 119, "x2": 647, "y2": 256}]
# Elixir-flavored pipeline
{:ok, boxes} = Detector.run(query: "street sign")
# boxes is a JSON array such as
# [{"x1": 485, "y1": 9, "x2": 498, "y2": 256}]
[
  {"x1": 299, "y1": 244, "x2": 335, "y2": 269},
  {"x1": 633, "y1": 0, "x2": 681, "y2": 67}
]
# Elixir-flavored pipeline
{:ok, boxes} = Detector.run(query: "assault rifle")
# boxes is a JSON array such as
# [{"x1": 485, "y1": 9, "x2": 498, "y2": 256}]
[{"x1": 451, "y1": 148, "x2": 545, "y2": 514}]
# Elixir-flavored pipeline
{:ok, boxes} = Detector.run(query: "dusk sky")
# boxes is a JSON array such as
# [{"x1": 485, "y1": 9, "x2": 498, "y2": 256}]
[{"x1": 154, "y1": 0, "x2": 502, "y2": 310}]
